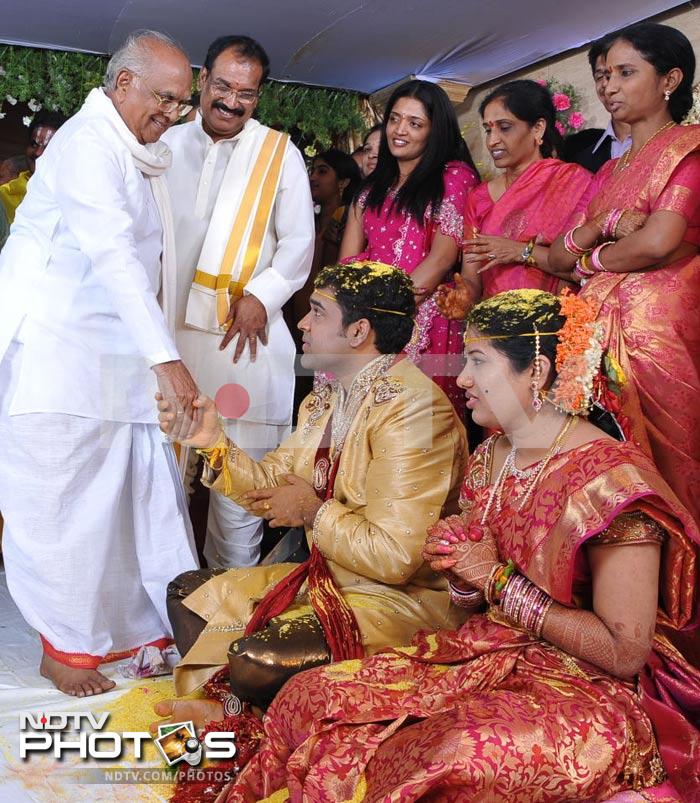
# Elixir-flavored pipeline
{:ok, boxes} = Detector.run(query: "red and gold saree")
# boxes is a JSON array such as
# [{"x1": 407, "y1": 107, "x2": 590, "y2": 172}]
[
  {"x1": 581, "y1": 125, "x2": 700, "y2": 525},
  {"x1": 222, "y1": 437, "x2": 700, "y2": 802},
  {"x1": 466, "y1": 158, "x2": 592, "y2": 297}
]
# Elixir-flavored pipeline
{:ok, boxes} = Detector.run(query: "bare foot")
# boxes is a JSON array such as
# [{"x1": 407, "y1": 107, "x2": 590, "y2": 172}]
[
  {"x1": 149, "y1": 698, "x2": 225, "y2": 736},
  {"x1": 40, "y1": 653, "x2": 116, "y2": 697}
]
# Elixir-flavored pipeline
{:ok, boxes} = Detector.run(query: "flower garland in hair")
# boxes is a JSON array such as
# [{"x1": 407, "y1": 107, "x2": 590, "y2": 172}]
[
  {"x1": 681, "y1": 83, "x2": 700, "y2": 126},
  {"x1": 536, "y1": 78, "x2": 586, "y2": 136},
  {"x1": 550, "y1": 290, "x2": 604, "y2": 415}
]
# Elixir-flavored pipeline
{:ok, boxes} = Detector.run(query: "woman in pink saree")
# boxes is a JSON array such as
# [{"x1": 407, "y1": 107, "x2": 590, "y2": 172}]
[
  {"x1": 437, "y1": 80, "x2": 591, "y2": 322},
  {"x1": 340, "y1": 80, "x2": 479, "y2": 412},
  {"x1": 220, "y1": 289, "x2": 700, "y2": 803},
  {"x1": 549, "y1": 23, "x2": 700, "y2": 525}
]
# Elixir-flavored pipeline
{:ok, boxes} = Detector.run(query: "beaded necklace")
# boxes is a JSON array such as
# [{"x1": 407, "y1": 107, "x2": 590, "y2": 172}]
[{"x1": 483, "y1": 415, "x2": 576, "y2": 520}]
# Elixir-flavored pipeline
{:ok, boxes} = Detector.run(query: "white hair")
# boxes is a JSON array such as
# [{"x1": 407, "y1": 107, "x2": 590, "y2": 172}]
[{"x1": 104, "y1": 29, "x2": 186, "y2": 90}]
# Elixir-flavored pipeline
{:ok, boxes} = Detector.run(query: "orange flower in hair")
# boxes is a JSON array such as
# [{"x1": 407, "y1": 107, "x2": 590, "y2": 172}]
[{"x1": 552, "y1": 290, "x2": 604, "y2": 414}]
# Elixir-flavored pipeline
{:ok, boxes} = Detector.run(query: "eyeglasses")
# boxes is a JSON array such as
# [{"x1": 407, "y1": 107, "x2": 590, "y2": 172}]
[
  {"x1": 134, "y1": 74, "x2": 193, "y2": 118},
  {"x1": 208, "y1": 78, "x2": 259, "y2": 105}
]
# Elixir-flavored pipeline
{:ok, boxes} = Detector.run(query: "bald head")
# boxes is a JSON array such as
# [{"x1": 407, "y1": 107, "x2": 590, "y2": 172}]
[{"x1": 105, "y1": 30, "x2": 193, "y2": 144}]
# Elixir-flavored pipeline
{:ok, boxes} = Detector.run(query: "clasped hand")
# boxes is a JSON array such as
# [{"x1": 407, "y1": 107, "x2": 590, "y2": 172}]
[
  {"x1": 157, "y1": 392, "x2": 221, "y2": 448},
  {"x1": 422, "y1": 514, "x2": 499, "y2": 591},
  {"x1": 243, "y1": 476, "x2": 322, "y2": 528}
]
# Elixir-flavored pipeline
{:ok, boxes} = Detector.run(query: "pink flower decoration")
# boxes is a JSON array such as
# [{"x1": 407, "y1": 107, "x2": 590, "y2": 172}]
[
  {"x1": 568, "y1": 111, "x2": 585, "y2": 130},
  {"x1": 536, "y1": 79, "x2": 547, "y2": 86},
  {"x1": 555, "y1": 120, "x2": 567, "y2": 136},
  {"x1": 552, "y1": 92, "x2": 571, "y2": 111}
]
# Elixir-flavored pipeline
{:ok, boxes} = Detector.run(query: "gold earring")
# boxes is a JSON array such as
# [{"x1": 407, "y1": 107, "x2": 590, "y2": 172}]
[{"x1": 532, "y1": 328, "x2": 543, "y2": 412}]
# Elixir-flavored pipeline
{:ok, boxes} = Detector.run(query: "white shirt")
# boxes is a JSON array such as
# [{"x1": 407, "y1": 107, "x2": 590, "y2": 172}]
[
  {"x1": 0, "y1": 92, "x2": 179, "y2": 423},
  {"x1": 163, "y1": 115, "x2": 314, "y2": 425},
  {"x1": 592, "y1": 119, "x2": 632, "y2": 160}
]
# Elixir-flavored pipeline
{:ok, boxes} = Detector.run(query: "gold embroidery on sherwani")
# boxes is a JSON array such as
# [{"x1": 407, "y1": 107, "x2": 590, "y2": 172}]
[{"x1": 174, "y1": 357, "x2": 467, "y2": 695}]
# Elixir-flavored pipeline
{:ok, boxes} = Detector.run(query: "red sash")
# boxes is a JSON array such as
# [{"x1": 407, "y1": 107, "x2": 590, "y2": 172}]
[{"x1": 243, "y1": 415, "x2": 364, "y2": 660}]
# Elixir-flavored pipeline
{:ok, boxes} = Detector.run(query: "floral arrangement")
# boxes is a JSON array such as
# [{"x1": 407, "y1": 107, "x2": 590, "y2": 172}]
[
  {"x1": 536, "y1": 78, "x2": 586, "y2": 137},
  {"x1": 552, "y1": 290, "x2": 603, "y2": 415},
  {"x1": 0, "y1": 44, "x2": 368, "y2": 147},
  {"x1": 681, "y1": 82, "x2": 700, "y2": 126}
]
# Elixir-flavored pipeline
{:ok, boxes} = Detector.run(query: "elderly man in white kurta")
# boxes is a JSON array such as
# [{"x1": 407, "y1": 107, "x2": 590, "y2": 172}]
[
  {"x1": 163, "y1": 35, "x2": 314, "y2": 568},
  {"x1": 0, "y1": 31, "x2": 199, "y2": 697}
]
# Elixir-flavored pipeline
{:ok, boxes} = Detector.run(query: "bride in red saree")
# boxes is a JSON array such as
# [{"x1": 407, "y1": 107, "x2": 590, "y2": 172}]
[
  {"x1": 220, "y1": 289, "x2": 700, "y2": 803},
  {"x1": 548, "y1": 23, "x2": 700, "y2": 525}
]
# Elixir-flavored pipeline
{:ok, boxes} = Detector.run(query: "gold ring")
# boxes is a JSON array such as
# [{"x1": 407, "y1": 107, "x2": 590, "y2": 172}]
[{"x1": 263, "y1": 503, "x2": 271, "y2": 511}]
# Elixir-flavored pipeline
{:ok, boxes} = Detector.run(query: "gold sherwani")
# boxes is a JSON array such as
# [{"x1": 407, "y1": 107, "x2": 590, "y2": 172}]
[{"x1": 175, "y1": 356, "x2": 467, "y2": 694}]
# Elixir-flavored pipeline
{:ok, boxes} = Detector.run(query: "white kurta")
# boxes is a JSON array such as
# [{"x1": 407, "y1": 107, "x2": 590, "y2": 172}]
[
  {"x1": 0, "y1": 91, "x2": 198, "y2": 664},
  {"x1": 162, "y1": 116, "x2": 314, "y2": 567},
  {"x1": 162, "y1": 115, "x2": 315, "y2": 427}
]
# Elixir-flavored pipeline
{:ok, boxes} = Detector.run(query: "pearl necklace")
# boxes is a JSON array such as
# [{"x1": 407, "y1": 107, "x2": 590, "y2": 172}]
[{"x1": 481, "y1": 416, "x2": 577, "y2": 522}]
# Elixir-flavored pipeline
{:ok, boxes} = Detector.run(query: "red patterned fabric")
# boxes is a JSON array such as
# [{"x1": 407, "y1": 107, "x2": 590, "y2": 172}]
[{"x1": 221, "y1": 437, "x2": 700, "y2": 802}]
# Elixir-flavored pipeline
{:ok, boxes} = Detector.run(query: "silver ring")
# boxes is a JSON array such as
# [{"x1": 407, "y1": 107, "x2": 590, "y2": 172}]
[{"x1": 223, "y1": 694, "x2": 242, "y2": 716}]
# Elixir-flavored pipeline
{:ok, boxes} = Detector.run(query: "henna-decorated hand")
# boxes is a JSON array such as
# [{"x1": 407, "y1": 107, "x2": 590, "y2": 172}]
[
  {"x1": 435, "y1": 274, "x2": 475, "y2": 320},
  {"x1": 445, "y1": 524, "x2": 500, "y2": 591},
  {"x1": 422, "y1": 515, "x2": 466, "y2": 576}
]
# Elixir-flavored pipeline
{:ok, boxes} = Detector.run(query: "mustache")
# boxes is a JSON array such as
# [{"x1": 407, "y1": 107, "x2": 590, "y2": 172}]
[{"x1": 213, "y1": 101, "x2": 245, "y2": 116}]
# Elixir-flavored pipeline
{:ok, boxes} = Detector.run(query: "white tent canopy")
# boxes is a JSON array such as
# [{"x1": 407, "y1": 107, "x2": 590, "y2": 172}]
[{"x1": 0, "y1": 0, "x2": 686, "y2": 92}]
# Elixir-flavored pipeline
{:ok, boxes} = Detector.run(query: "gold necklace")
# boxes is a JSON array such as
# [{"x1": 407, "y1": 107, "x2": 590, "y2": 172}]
[
  {"x1": 491, "y1": 415, "x2": 576, "y2": 515},
  {"x1": 617, "y1": 120, "x2": 675, "y2": 171}
]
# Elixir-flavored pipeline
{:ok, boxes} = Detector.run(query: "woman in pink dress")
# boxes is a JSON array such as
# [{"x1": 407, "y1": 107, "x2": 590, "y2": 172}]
[
  {"x1": 548, "y1": 22, "x2": 700, "y2": 526},
  {"x1": 437, "y1": 79, "x2": 592, "y2": 321},
  {"x1": 340, "y1": 79, "x2": 479, "y2": 411}
]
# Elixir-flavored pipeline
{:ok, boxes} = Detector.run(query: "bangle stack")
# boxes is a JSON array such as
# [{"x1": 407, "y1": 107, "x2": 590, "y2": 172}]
[
  {"x1": 601, "y1": 208, "x2": 624, "y2": 240},
  {"x1": 573, "y1": 252, "x2": 595, "y2": 283},
  {"x1": 563, "y1": 227, "x2": 588, "y2": 257},
  {"x1": 448, "y1": 581, "x2": 486, "y2": 611},
  {"x1": 590, "y1": 241, "x2": 613, "y2": 272},
  {"x1": 572, "y1": 240, "x2": 614, "y2": 283},
  {"x1": 500, "y1": 574, "x2": 554, "y2": 637},
  {"x1": 484, "y1": 559, "x2": 515, "y2": 605}
]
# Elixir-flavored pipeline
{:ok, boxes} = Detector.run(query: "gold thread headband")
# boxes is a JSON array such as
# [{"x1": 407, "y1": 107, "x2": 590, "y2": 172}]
[
  {"x1": 314, "y1": 288, "x2": 409, "y2": 317},
  {"x1": 463, "y1": 330, "x2": 560, "y2": 345}
]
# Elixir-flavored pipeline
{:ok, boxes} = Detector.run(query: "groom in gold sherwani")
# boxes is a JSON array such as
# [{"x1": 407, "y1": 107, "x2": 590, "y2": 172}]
[{"x1": 159, "y1": 261, "x2": 467, "y2": 705}]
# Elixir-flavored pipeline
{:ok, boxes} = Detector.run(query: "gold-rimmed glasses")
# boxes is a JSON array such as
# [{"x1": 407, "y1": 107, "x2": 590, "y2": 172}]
[
  {"x1": 134, "y1": 74, "x2": 193, "y2": 118},
  {"x1": 208, "y1": 77, "x2": 259, "y2": 106}
]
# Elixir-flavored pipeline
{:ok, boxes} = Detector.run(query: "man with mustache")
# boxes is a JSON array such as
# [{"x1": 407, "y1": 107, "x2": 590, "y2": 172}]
[{"x1": 163, "y1": 36, "x2": 314, "y2": 569}]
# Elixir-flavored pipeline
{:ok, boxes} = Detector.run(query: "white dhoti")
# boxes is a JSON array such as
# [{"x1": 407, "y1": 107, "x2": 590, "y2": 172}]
[
  {"x1": 204, "y1": 418, "x2": 290, "y2": 568},
  {"x1": 0, "y1": 342, "x2": 198, "y2": 665}
]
